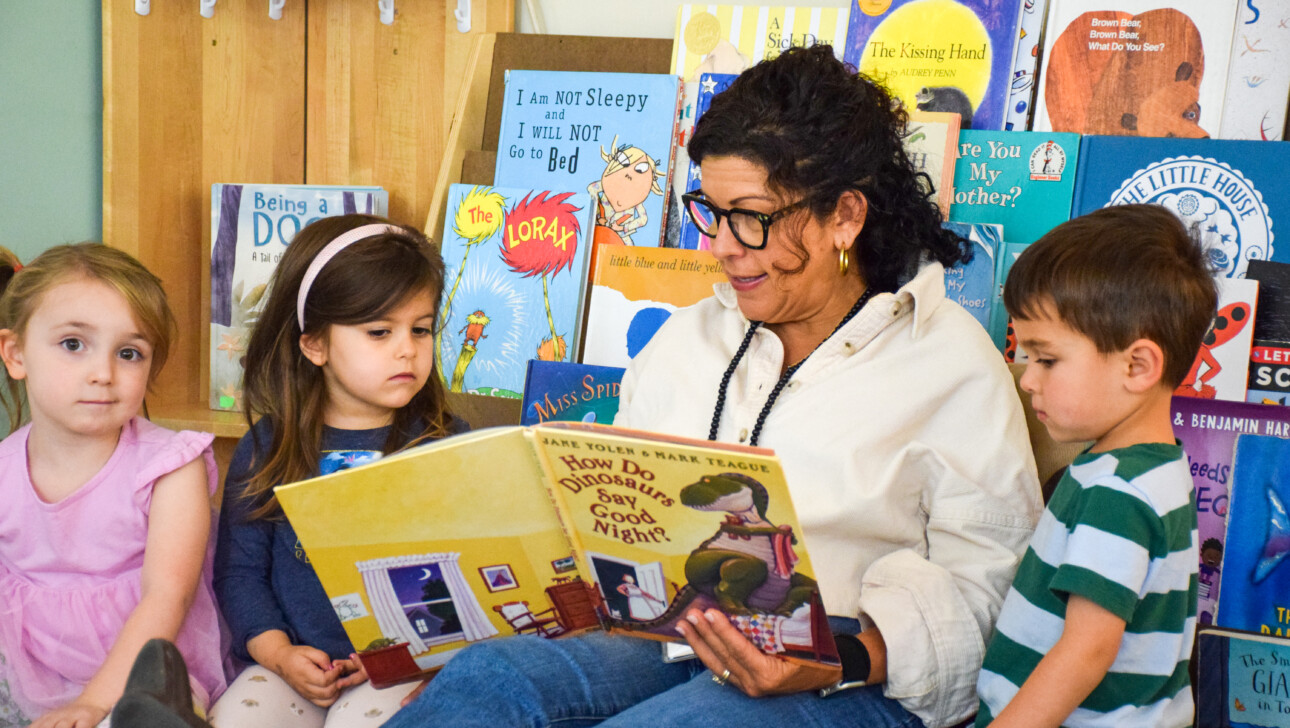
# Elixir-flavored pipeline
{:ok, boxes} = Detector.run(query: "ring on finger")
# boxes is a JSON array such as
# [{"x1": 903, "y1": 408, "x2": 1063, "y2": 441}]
[{"x1": 712, "y1": 668, "x2": 731, "y2": 686}]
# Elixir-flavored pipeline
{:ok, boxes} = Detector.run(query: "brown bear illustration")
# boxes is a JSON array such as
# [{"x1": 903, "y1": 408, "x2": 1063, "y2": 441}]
[{"x1": 1044, "y1": 8, "x2": 1208, "y2": 138}]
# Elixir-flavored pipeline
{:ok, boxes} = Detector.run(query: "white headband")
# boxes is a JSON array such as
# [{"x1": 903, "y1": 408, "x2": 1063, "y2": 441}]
[{"x1": 296, "y1": 223, "x2": 399, "y2": 330}]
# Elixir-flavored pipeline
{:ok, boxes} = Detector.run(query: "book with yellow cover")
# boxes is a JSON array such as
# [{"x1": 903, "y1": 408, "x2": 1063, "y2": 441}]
[
  {"x1": 905, "y1": 109, "x2": 962, "y2": 218},
  {"x1": 581, "y1": 246, "x2": 728, "y2": 369},
  {"x1": 275, "y1": 423, "x2": 837, "y2": 687},
  {"x1": 669, "y1": 5, "x2": 850, "y2": 242},
  {"x1": 843, "y1": 0, "x2": 1026, "y2": 132}
]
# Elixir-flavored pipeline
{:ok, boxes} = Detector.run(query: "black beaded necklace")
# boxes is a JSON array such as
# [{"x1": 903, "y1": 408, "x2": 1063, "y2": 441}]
[{"x1": 707, "y1": 287, "x2": 877, "y2": 446}]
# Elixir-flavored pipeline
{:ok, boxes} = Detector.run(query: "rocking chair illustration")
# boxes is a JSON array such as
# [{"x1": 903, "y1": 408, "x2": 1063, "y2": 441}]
[{"x1": 493, "y1": 600, "x2": 566, "y2": 638}]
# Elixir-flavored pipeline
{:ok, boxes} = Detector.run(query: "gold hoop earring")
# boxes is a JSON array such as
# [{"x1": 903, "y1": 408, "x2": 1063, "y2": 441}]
[{"x1": 838, "y1": 247, "x2": 850, "y2": 276}]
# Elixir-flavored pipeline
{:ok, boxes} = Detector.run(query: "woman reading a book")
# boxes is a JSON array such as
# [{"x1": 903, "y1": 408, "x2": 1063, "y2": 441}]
[{"x1": 388, "y1": 45, "x2": 1041, "y2": 728}]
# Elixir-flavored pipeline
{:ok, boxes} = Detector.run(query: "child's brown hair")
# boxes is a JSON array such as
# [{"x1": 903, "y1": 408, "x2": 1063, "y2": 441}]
[
  {"x1": 0, "y1": 243, "x2": 176, "y2": 431},
  {"x1": 1004, "y1": 203, "x2": 1218, "y2": 387},
  {"x1": 240, "y1": 214, "x2": 454, "y2": 520}
]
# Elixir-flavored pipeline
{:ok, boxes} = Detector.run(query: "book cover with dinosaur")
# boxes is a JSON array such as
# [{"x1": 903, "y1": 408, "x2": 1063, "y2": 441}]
[
  {"x1": 436, "y1": 184, "x2": 595, "y2": 399},
  {"x1": 1032, "y1": 1, "x2": 1238, "y2": 138},
  {"x1": 209, "y1": 183, "x2": 387, "y2": 411},
  {"x1": 275, "y1": 423, "x2": 837, "y2": 688},
  {"x1": 1170, "y1": 398, "x2": 1290, "y2": 626},
  {"x1": 1216, "y1": 432, "x2": 1290, "y2": 634},
  {"x1": 581, "y1": 246, "x2": 729, "y2": 369},
  {"x1": 493, "y1": 70, "x2": 683, "y2": 249},
  {"x1": 843, "y1": 0, "x2": 1026, "y2": 132}
]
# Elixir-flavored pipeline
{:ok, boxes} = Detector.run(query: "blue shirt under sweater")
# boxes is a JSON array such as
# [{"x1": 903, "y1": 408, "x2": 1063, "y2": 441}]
[{"x1": 214, "y1": 418, "x2": 463, "y2": 663}]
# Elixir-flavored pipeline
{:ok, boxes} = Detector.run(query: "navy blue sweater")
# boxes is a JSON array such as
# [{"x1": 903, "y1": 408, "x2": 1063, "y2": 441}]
[{"x1": 214, "y1": 419, "x2": 460, "y2": 662}]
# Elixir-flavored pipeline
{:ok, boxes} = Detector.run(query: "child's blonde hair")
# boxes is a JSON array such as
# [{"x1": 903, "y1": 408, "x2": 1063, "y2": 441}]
[
  {"x1": 239, "y1": 214, "x2": 455, "y2": 520},
  {"x1": 0, "y1": 243, "x2": 176, "y2": 431}
]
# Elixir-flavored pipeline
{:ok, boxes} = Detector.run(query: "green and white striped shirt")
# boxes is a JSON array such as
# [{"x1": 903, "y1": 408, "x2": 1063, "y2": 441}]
[{"x1": 976, "y1": 443, "x2": 1198, "y2": 727}]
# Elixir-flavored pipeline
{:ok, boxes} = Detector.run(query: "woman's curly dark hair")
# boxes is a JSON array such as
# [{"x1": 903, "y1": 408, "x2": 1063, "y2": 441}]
[{"x1": 688, "y1": 44, "x2": 970, "y2": 294}]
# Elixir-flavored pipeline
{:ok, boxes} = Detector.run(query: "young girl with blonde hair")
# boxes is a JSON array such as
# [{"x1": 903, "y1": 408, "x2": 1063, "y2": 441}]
[
  {"x1": 211, "y1": 215, "x2": 463, "y2": 726},
  {"x1": 0, "y1": 243, "x2": 225, "y2": 727}
]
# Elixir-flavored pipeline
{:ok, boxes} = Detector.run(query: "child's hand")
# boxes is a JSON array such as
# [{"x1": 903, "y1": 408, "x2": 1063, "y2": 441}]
[
  {"x1": 271, "y1": 643, "x2": 346, "y2": 707},
  {"x1": 31, "y1": 700, "x2": 109, "y2": 728},
  {"x1": 332, "y1": 653, "x2": 369, "y2": 691}
]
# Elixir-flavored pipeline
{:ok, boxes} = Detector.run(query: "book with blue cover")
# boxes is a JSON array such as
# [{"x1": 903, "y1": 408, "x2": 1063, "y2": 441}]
[
  {"x1": 949, "y1": 130, "x2": 1080, "y2": 246},
  {"x1": 991, "y1": 240, "x2": 1029, "y2": 355},
  {"x1": 1216, "y1": 431, "x2": 1290, "y2": 633},
  {"x1": 942, "y1": 221, "x2": 1001, "y2": 331},
  {"x1": 520, "y1": 360, "x2": 626, "y2": 427},
  {"x1": 676, "y1": 72, "x2": 738, "y2": 251},
  {"x1": 1197, "y1": 627, "x2": 1290, "y2": 728},
  {"x1": 843, "y1": 0, "x2": 1025, "y2": 132},
  {"x1": 209, "y1": 183, "x2": 387, "y2": 411},
  {"x1": 493, "y1": 70, "x2": 683, "y2": 249},
  {"x1": 436, "y1": 184, "x2": 595, "y2": 399},
  {"x1": 950, "y1": 130, "x2": 1079, "y2": 350},
  {"x1": 1070, "y1": 136, "x2": 1290, "y2": 279}
]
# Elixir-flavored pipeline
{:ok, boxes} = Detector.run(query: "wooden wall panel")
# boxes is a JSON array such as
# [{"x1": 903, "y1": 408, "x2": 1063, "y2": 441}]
[
  {"x1": 307, "y1": 0, "x2": 512, "y2": 229},
  {"x1": 104, "y1": 0, "x2": 304, "y2": 431},
  {"x1": 103, "y1": 0, "x2": 205, "y2": 413},
  {"x1": 105, "y1": 0, "x2": 512, "y2": 437}
]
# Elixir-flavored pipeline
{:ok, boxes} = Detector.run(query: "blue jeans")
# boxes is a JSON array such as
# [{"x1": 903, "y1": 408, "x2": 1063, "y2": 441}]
[{"x1": 385, "y1": 620, "x2": 925, "y2": 728}]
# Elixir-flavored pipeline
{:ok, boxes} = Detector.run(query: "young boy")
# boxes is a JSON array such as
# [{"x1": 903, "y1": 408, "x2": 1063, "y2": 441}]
[{"x1": 975, "y1": 204, "x2": 1217, "y2": 728}]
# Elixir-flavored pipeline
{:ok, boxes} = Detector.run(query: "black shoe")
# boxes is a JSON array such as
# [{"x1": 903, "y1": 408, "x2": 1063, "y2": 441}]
[
  {"x1": 110, "y1": 693, "x2": 211, "y2": 728},
  {"x1": 110, "y1": 639, "x2": 211, "y2": 728}
]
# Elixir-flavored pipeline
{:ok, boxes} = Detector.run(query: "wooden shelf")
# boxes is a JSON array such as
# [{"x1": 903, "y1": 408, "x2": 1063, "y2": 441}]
[
  {"x1": 103, "y1": 0, "x2": 513, "y2": 441},
  {"x1": 148, "y1": 402, "x2": 250, "y2": 440}
]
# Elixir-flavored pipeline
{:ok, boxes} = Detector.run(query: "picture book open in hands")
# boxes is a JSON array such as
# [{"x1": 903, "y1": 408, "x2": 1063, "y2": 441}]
[{"x1": 275, "y1": 424, "x2": 838, "y2": 687}]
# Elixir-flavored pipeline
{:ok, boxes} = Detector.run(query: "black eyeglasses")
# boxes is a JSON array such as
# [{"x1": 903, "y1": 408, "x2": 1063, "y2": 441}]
[{"x1": 681, "y1": 189, "x2": 809, "y2": 250}]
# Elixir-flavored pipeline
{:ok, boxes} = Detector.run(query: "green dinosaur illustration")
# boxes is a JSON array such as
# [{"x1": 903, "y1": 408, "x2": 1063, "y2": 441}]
[{"x1": 677, "y1": 472, "x2": 817, "y2": 616}]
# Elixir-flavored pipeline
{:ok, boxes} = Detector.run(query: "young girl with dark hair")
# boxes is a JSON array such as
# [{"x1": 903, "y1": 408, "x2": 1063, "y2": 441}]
[{"x1": 211, "y1": 215, "x2": 463, "y2": 726}]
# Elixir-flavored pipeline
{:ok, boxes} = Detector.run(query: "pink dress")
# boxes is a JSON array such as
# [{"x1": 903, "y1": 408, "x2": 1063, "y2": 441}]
[{"x1": 0, "y1": 417, "x2": 227, "y2": 716}]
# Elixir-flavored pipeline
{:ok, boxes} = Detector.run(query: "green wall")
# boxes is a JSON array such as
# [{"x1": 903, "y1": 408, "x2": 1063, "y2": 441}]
[{"x1": 0, "y1": 2, "x2": 102, "y2": 264}]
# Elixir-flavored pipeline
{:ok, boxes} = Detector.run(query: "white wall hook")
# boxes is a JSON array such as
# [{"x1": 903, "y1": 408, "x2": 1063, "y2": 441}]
[
  {"x1": 136, "y1": 0, "x2": 150, "y2": 16},
  {"x1": 454, "y1": 0, "x2": 470, "y2": 32},
  {"x1": 199, "y1": 0, "x2": 216, "y2": 19},
  {"x1": 269, "y1": 0, "x2": 284, "y2": 19},
  {"x1": 378, "y1": 0, "x2": 394, "y2": 25}
]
